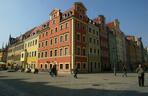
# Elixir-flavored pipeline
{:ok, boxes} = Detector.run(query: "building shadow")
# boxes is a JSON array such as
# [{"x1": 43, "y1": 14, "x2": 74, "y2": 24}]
[{"x1": 0, "y1": 77, "x2": 148, "y2": 96}]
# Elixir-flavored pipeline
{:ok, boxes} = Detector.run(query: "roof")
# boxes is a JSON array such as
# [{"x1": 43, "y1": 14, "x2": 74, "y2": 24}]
[{"x1": 107, "y1": 22, "x2": 115, "y2": 29}]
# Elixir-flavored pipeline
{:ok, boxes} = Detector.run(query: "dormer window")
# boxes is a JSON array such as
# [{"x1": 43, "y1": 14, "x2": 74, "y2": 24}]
[
  {"x1": 43, "y1": 24, "x2": 46, "y2": 28},
  {"x1": 65, "y1": 14, "x2": 67, "y2": 18},
  {"x1": 70, "y1": 11, "x2": 72, "y2": 15}
]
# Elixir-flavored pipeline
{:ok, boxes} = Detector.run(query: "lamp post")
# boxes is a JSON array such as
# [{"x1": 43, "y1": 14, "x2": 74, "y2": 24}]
[{"x1": 113, "y1": 47, "x2": 116, "y2": 76}]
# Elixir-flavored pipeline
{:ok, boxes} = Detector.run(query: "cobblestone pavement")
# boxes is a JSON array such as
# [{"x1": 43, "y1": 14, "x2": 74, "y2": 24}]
[{"x1": 0, "y1": 71, "x2": 148, "y2": 96}]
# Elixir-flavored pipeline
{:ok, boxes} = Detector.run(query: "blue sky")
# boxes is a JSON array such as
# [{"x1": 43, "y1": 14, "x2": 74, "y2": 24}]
[{"x1": 0, "y1": 0, "x2": 147, "y2": 48}]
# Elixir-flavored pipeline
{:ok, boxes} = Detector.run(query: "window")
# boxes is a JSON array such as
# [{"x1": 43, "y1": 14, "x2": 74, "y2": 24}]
[
  {"x1": 65, "y1": 34, "x2": 68, "y2": 41},
  {"x1": 39, "y1": 43, "x2": 41, "y2": 48},
  {"x1": 89, "y1": 28, "x2": 92, "y2": 32},
  {"x1": 90, "y1": 48, "x2": 92, "y2": 53},
  {"x1": 98, "y1": 49, "x2": 99, "y2": 55},
  {"x1": 77, "y1": 22, "x2": 80, "y2": 29},
  {"x1": 79, "y1": 15, "x2": 82, "y2": 19},
  {"x1": 66, "y1": 23, "x2": 68, "y2": 28},
  {"x1": 32, "y1": 52, "x2": 34, "y2": 57},
  {"x1": 82, "y1": 49, "x2": 86, "y2": 56},
  {"x1": 55, "y1": 27, "x2": 58, "y2": 32},
  {"x1": 42, "y1": 42, "x2": 44, "y2": 47},
  {"x1": 51, "y1": 29, "x2": 53, "y2": 34},
  {"x1": 60, "y1": 25, "x2": 63, "y2": 30},
  {"x1": 45, "y1": 41, "x2": 48, "y2": 46},
  {"x1": 94, "y1": 62, "x2": 96, "y2": 68},
  {"x1": 50, "y1": 51, "x2": 52, "y2": 57},
  {"x1": 34, "y1": 51, "x2": 36, "y2": 56},
  {"x1": 94, "y1": 39, "x2": 96, "y2": 44},
  {"x1": 45, "y1": 64, "x2": 47, "y2": 69},
  {"x1": 42, "y1": 33, "x2": 44, "y2": 37},
  {"x1": 82, "y1": 25, "x2": 85, "y2": 30},
  {"x1": 97, "y1": 40, "x2": 99, "y2": 44},
  {"x1": 55, "y1": 37, "x2": 57, "y2": 44},
  {"x1": 41, "y1": 64, "x2": 42, "y2": 68},
  {"x1": 60, "y1": 49, "x2": 63, "y2": 56},
  {"x1": 45, "y1": 51, "x2": 48, "y2": 57},
  {"x1": 55, "y1": 50, "x2": 57, "y2": 56},
  {"x1": 82, "y1": 35, "x2": 86, "y2": 42},
  {"x1": 77, "y1": 47, "x2": 80, "y2": 55},
  {"x1": 21, "y1": 54, "x2": 24, "y2": 58},
  {"x1": 77, "y1": 63, "x2": 80, "y2": 69},
  {"x1": 41, "y1": 52, "x2": 44, "y2": 58},
  {"x1": 94, "y1": 49, "x2": 96, "y2": 54},
  {"x1": 65, "y1": 48, "x2": 68, "y2": 55},
  {"x1": 89, "y1": 37, "x2": 92, "y2": 43},
  {"x1": 35, "y1": 40, "x2": 37, "y2": 45},
  {"x1": 50, "y1": 39, "x2": 53, "y2": 45},
  {"x1": 33, "y1": 40, "x2": 34, "y2": 46},
  {"x1": 65, "y1": 64, "x2": 69, "y2": 69},
  {"x1": 96, "y1": 31, "x2": 99, "y2": 36},
  {"x1": 60, "y1": 36, "x2": 63, "y2": 43},
  {"x1": 38, "y1": 53, "x2": 40, "y2": 58},
  {"x1": 83, "y1": 63, "x2": 86, "y2": 69},
  {"x1": 60, "y1": 64, "x2": 63, "y2": 69},
  {"x1": 93, "y1": 29, "x2": 95, "y2": 34},
  {"x1": 25, "y1": 44, "x2": 27, "y2": 48},
  {"x1": 46, "y1": 32, "x2": 48, "y2": 36},
  {"x1": 77, "y1": 34, "x2": 80, "y2": 41}
]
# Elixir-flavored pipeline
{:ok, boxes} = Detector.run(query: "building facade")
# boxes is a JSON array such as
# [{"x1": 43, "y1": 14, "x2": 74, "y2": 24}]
[
  {"x1": 87, "y1": 20, "x2": 101, "y2": 72},
  {"x1": 107, "y1": 23, "x2": 117, "y2": 71},
  {"x1": 38, "y1": 2, "x2": 89, "y2": 73},
  {"x1": 7, "y1": 35, "x2": 24, "y2": 68},
  {"x1": 0, "y1": 46, "x2": 8, "y2": 63},
  {"x1": 126, "y1": 36, "x2": 144, "y2": 71},
  {"x1": 21, "y1": 27, "x2": 39, "y2": 70},
  {"x1": 3, "y1": 2, "x2": 146, "y2": 73},
  {"x1": 93, "y1": 15, "x2": 110, "y2": 71}
]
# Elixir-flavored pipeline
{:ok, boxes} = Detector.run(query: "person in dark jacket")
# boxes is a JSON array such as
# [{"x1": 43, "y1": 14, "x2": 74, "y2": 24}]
[
  {"x1": 49, "y1": 67, "x2": 53, "y2": 77},
  {"x1": 74, "y1": 67, "x2": 78, "y2": 79},
  {"x1": 122, "y1": 65, "x2": 127, "y2": 77},
  {"x1": 52, "y1": 64, "x2": 57, "y2": 77},
  {"x1": 136, "y1": 64, "x2": 145, "y2": 87}
]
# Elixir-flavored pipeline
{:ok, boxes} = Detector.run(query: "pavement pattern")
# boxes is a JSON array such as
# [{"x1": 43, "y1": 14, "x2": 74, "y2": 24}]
[{"x1": 0, "y1": 71, "x2": 148, "y2": 96}]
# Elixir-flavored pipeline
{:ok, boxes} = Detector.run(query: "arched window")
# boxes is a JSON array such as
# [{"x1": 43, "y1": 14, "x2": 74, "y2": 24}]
[{"x1": 45, "y1": 64, "x2": 47, "y2": 69}]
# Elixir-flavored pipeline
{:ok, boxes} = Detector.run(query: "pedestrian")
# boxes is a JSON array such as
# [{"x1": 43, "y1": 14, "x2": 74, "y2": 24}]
[
  {"x1": 74, "y1": 67, "x2": 78, "y2": 79},
  {"x1": 49, "y1": 67, "x2": 53, "y2": 77},
  {"x1": 34, "y1": 68, "x2": 38, "y2": 74},
  {"x1": 51, "y1": 64, "x2": 57, "y2": 77},
  {"x1": 136, "y1": 64, "x2": 145, "y2": 87},
  {"x1": 122, "y1": 64, "x2": 127, "y2": 77}
]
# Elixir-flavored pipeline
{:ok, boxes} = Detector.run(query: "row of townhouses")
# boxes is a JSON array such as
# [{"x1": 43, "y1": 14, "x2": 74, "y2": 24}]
[{"x1": 1, "y1": 2, "x2": 148, "y2": 73}]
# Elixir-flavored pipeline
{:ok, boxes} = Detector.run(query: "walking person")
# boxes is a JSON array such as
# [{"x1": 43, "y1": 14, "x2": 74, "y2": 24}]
[
  {"x1": 122, "y1": 64, "x2": 127, "y2": 77},
  {"x1": 136, "y1": 64, "x2": 145, "y2": 87},
  {"x1": 73, "y1": 67, "x2": 78, "y2": 79},
  {"x1": 49, "y1": 67, "x2": 53, "y2": 77},
  {"x1": 52, "y1": 64, "x2": 57, "y2": 77}
]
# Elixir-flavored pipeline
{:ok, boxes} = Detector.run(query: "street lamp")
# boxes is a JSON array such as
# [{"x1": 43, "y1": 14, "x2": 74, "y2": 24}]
[{"x1": 113, "y1": 47, "x2": 116, "y2": 76}]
